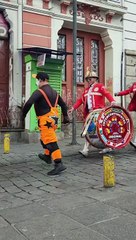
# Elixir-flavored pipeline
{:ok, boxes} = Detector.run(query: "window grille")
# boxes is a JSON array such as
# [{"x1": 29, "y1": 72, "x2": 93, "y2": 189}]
[
  {"x1": 76, "y1": 37, "x2": 84, "y2": 83},
  {"x1": 57, "y1": 35, "x2": 66, "y2": 81},
  {"x1": 91, "y1": 40, "x2": 99, "y2": 77}
]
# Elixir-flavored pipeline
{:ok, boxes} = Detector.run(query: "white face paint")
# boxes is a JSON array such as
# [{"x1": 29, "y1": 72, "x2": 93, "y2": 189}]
[
  {"x1": 36, "y1": 79, "x2": 40, "y2": 87},
  {"x1": 88, "y1": 78, "x2": 97, "y2": 87}
]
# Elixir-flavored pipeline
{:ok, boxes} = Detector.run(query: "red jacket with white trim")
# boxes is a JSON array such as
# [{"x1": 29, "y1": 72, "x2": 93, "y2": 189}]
[
  {"x1": 73, "y1": 83, "x2": 115, "y2": 118},
  {"x1": 117, "y1": 82, "x2": 136, "y2": 111}
]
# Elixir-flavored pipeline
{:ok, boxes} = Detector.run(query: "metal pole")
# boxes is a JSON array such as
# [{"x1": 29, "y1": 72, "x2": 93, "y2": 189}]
[{"x1": 71, "y1": 0, "x2": 77, "y2": 145}]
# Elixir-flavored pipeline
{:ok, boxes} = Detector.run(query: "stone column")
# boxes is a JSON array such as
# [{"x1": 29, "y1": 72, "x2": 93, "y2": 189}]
[
  {"x1": 101, "y1": 29, "x2": 123, "y2": 103},
  {"x1": 51, "y1": 18, "x2": 64, "y2": 50}
]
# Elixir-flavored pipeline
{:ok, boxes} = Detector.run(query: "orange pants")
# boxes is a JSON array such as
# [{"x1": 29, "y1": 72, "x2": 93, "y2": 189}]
[{"x1": 38, "y1": 114, "x2": 62, "y2": 161}]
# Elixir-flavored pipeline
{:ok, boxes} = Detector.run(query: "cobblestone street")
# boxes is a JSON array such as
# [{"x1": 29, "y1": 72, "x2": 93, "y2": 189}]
[{"x1": 0, "y1": 138, "x2": 136, "y2": 240}]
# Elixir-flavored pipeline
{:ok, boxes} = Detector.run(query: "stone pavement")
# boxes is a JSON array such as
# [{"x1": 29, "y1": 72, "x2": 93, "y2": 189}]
[{"x1": 0, "y1": 136, "x2": 136, "y2": 240}]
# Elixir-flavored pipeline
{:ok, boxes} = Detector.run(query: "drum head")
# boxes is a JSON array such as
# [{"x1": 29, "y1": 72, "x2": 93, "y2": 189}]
[
  {"x1": 84, "y1": 109, "x2": 105, "y2": 149},
  {"x1": 97, "y1": 105, "x2": 134, "y2": 149}
]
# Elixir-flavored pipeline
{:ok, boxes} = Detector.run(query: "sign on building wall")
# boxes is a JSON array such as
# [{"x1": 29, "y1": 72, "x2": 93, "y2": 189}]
[{"x1": 37, "y1": 54, "x2": 46, "y2": 67}]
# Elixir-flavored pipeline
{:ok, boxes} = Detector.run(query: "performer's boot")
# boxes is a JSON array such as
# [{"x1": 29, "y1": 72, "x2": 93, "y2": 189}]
[
  {"x1": 79, "y1": 140, "x2": 89, "y2": 157},
  {"x1": 47, "y1": 160, "x2": 66, "y2": 175},
  {"x1": 38, "y1": 153, "x2": 52, "y2": 164}
]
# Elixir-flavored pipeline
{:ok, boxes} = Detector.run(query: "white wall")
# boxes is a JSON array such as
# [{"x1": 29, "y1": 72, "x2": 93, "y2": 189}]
[
  {"x1": 102, "y1": 29, "x2": 123, "y2": 96},
  {"x1": 124, "y1": 0, "x2": 136, "y2": 50},
  {"x1": 122, "y1": 1, "x2": 136, "y2": 128}
]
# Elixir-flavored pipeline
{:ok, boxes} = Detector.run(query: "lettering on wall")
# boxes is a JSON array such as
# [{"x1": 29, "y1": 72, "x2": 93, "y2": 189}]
[{"x1": 69, "y1": 5, "x2": 105, "y2": 25}]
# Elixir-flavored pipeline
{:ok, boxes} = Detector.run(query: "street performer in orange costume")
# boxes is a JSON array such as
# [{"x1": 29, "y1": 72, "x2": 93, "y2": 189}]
[
  {"x1": 22, "y1": 72, "x2": 70, "y2": 175},
  {"x1": 69, "y1": 68, "x2": 116, "y2": 156}
]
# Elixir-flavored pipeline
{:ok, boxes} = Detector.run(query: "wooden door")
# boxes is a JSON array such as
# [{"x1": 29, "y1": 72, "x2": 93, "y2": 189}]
[{"x1": 0, "y1": 40, "x2": 9, "y2": 127}]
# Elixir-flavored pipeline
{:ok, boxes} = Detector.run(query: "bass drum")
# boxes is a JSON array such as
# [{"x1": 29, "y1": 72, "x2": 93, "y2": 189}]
[
  {"x1": 81, "y1": 109, "x2": 105, "y2": 149},
  {"x1": 82, "y1": 106, "x2": 134, "y2": 150}
]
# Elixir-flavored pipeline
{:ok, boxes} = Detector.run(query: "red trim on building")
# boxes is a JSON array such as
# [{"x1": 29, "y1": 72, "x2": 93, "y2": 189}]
[
  {"x1": 106, "y1": 12, "x2": 115, "y2": 23},
  {"x1": 23, "y1": 12, "x2": 51, "y2": 48}
]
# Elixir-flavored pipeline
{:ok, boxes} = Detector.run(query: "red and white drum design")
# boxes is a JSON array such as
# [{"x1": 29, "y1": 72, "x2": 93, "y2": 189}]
[{"x1": 97, "y1": 105, "x2": 134, "y2": 149}]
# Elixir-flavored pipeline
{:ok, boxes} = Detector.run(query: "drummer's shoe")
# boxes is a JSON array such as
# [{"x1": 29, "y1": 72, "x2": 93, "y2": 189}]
[
  {"x1": 79, "y1": 150, "x2": 89, "y2": 157},
  {"x1": 79, "y1": 141, "x2": 90, "y2": 157},
  {"x1": 99, "y1": 148, "x2": 113, "y2": 154}
]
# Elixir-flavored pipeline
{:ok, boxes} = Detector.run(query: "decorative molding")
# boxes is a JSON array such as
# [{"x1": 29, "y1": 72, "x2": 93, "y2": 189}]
[
  {"x1": 0, "y1": 1, "x2": 18, "y2": 10},
  {"x1": 26, "y1": 0, "x2": 32, "y2": 6},
  {"x1": 106, "y1": 10, "x2": 115, "y2": 23},
  {"x1": 70, "y1": 4, "x2": 103, "y2": 25},
  {"x1": 43, "y1": 0, "x2": 50, "y2": 9},
  {"x1": 71, "y1": 0, "x2": 127, "y2": 15},
  {"x1": 81, "y1": 4, "x2": 93, "y2": 25},
  {"x1": 22, "y1": 6, "x2": 52, "y2": 16},
  {"x1": 60, "y1": 1, "x2": 71, "y2": 14},
  {"x1": 125, "y1": 50, "x2": 136, "y2": 56},
  {"x1": 101, "y1": 30, "x2": 113, "y2": 49}
]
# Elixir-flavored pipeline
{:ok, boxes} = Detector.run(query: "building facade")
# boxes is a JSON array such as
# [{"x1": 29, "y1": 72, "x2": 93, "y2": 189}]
[
  {"x1": 121, "y1": 0, "x2": 136, "y2": 126},
  {"x1": 0, "y1": 0, "x2": 128, "y2": 134}
]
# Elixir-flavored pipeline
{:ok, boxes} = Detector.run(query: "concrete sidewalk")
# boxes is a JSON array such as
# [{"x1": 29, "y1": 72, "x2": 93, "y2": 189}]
[
  {"x1": 0, "y1": 135, "x2": 85, "y2": 158},
  {"x1": 0, "y1": 137, "x2": 136, "y2": 240}
]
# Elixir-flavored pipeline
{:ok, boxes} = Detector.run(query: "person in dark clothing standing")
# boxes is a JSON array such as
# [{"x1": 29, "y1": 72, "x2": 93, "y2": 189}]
[{"x1": 22, "y1": 72, "x2": 70, "y2": 175}]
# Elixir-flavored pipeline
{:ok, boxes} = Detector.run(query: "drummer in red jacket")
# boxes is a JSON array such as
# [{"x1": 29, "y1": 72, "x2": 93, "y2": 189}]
[
  {"x1": 69, "y1": 68, "x2": 116, "y2": 157},
  {"x1": 114, "y1": 82, "x2": 136, "y2": 111},
  {"x1": 115, "y1": 82, "x2": 136, "y2": 147}
]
